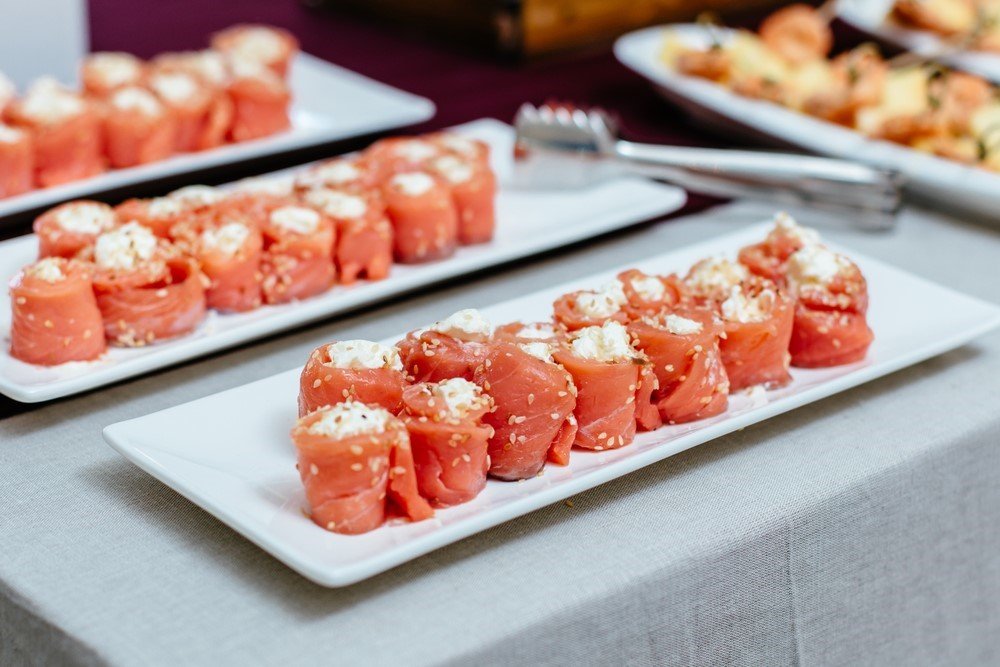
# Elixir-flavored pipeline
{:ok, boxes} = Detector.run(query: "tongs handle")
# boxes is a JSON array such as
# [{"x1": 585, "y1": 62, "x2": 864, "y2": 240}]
[{"x1": 614, "y1": 142, "x2": 904, "y2": 231}]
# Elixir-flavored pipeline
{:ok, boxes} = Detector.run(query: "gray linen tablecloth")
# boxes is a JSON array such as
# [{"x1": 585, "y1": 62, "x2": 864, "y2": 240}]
[{"x1": 1, "y1": 200, "x2": 998, "y2": 666}]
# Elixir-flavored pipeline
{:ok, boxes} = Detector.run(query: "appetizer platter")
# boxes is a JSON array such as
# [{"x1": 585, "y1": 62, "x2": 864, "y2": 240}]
[
  {"x1": 103, "y1": 215, "x2": 1000, "y2": 586},
  {"x1": 613, "y1": 4, "x2": 1000, "y2": 220},
  {"x1": 837, "y1": 0, "x2": 1000, "y2": 82},
  {"x1": 0, "y1": 26, "x2": 435, "y2": 220},
  {"x1": 0, "y1": 118, "x2": 687, "y2": 402}
]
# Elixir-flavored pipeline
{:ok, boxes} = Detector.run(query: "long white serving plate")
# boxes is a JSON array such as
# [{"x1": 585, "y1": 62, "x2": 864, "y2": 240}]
[
  {"x1": 0, "y1": 118, "x2": 687, "y2": 403},
  {"x1": 0, "y1": 53, "x2": 436, "y2": 221},
  {"x1": 614, "y1": 24, "x2": 1000, "y2": 221},
  {"x1": 103, "y1": 222, "x2": 1000, "y2": 587},
  {"x1": 836, "y1": 0, "x2": 1000, "y2": 83}
]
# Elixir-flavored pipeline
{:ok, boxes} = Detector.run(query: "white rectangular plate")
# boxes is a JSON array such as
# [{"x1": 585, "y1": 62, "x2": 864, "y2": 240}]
[
  {"x1": 0, "y1": 53, "x2": 436, "y2": 221},
  {"x1": 613, "y1": 24, "x2": 1000, "y2": 221},
  {"x1": 836, "y1": 0, "x2": 1000, "y2": 83},
  {"x1": 0, "y1": 118, "x2": 687, "y2": 402},
  {"x1": 103, "y1": 222, "x2": 1000, "y2": 587}
]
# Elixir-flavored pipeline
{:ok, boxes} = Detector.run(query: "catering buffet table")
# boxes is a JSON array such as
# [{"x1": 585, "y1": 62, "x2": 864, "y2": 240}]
[{"x1": 2, "y1": 1, "x2": 999, "y2": 665}]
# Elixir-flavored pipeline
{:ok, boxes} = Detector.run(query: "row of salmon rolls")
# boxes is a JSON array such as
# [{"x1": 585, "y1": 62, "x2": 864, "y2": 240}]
[
  {"x1": 8, "y1": 131, "x2": 498, "y2": 366},
  {"x1": 0, "y1": 24, "x2": 297, "y2": 198},
  {"x1": 291, "y1": 213, "x2": 875, "y2": 535}
]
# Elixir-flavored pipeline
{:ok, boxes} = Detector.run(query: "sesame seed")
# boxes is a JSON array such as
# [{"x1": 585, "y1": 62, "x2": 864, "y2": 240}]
[
  {"x1": 461, "y1": 454, "x2": 471, "y2": 462},
  {"x1": 312, "y1": 379, "x2": 321, "y2": 388},
  {"x1": 15, "y1": 297, "x2": 26, "y2": 305},
  {"x1": 43, "y1": 319, "x2": 54, "y2": 329},
  {"x1": 310, "y1": 464, "x2": 319, "y2": 475},
  {"x1": 350, "y1": 444, "x2": 363, "y2": 455},
  {"x1": 527, "y1": 393, "x2": 535, "y2": 405},
  {"x1": 350, "y1": 463, "x2": 363, "y2": 471}
]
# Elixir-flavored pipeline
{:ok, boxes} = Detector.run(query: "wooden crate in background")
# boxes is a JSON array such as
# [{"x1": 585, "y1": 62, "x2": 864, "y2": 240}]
[{"x1": 316, "y1": 0, "x2": 789, "y2": 57}]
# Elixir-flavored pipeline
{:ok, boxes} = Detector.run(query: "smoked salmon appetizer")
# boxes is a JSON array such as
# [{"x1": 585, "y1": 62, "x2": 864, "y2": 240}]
[
  {"x1": 34, "y1": 200, "x2": 116, "y2": 259},
  {"x1": 616, "y1": 269, "x2": 686, "y2": 320},
  {"x1": 785, "y1": 244, "x2": 874, "y2": 367},
  {"x1": 552, "y1": 280, "x2": 629, "y2": 331},
  {"x1": 718, "y1": 280, "x2": 795, "y2": 391},
  {"x1": 629, "y1": 310, "x2": 730, "y2": 424},
  {"x1": 211, "y1": 25, "x2": 299, "y2": 79},
  {"x1": 738, "y1": 213, "x2": 821, "y2": 283},
  {"x1": 6, "y1": 79, "x2": 105, "y2": 187},
  {"x1": 186, "y1": 213, "x2": 262, "y2": 312},
  {"x1": 298, "y1": 340, "x2": 407, "y2": 417},
  {"x1": 292, "y1": 402, "x2": 431, "y2": 535},
  {"x1": 303, "y1": 188, "x2": 393, "y2": 284},
  {"x1": 225, "y1": 60, "x2": 291, "y2": 143},
  {"x1": 382, "y1": 171, "x2": 458, "y2": 263},
  {"x1": 426, "y1": 154, "x2": 496, "y2": 245},
  {"x1": 552, "y1": 321, "x2": 650, "y2": 451},
  {"x1": 9, "y1": 257, "x2": 106, "y2": 365},
  {"x1": 148, "y1": 69, "x2": 233, "y2": 153},
  {"x1": 260, "y1": 203, "x2": 336, "y2": 304},
  {"x1": 474, "y1": 341, "x2": 577, "y2": 479},
  {"x1": 401, "y1": 378, "x2": 494, "y2": 507},
  {"x1": 397, "y1": 309, "x2": 493, "y2": 382},
  {"x1": 81, "y1": 52, "x2": 145, "y2": 97},
  {"x1": 0, "y1": 124, "x2": 34, "y2": 198},
  {"x1": 90, "y1": 223, "x2": 206, "y2": 346},
  {"x1": 102, "y1": 87, "x2": 176, "y2": 168}
]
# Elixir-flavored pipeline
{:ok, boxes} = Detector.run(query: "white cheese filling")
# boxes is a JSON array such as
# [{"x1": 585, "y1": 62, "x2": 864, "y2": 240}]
[
  {"x1": 200, "y1": 222, "x2": 250, "y2": 256},
  {"x1": 110, "y1": 87, "x2": 162, "y2": 116},
  {"x1": 430, "y1": 308, "x2": 492, "y2": 341},
  {"x1": 516, "y1": 322, "x2": 557, "y2": 340},
  {"x1": 436, "y1": 134, "x2": 479, "y2": 157},
  {"x1": 664, "y1": 314, "x2": 703, "y2": 335},
  {"x1": 323, "y1": 340, "x2": 403, "y2": 371},
  {"x1": 431, "y1": 155, "x2": 473, "y2": 184},
  {"x1": 786, "y1": 244, "x2": 852, "y2": 294},
  {"x1": 26, "y1": 257, "x2": 65, "y2": 283},
  {"x1": 21, "y1": 78, "x2": 84, "y2": 123},
  {"x1": 305, "y1": 189, "x2": 367, "y2": 219},
  {"x1": 271, "y1": 206, "x2": 320, "y2": 234},
  {"x1": 630, "y1": 274, "x2": 666, "y2": 302},
  {"x1": 150, "y1": 72, "x2": 199, "y2": 104},
  {"x1": 686, "y1": 255, "x2": 749, "y2": 294},
  {"x1": 227, "y1": 28, "x2": 286, "y2": 64},
  {"x1": 170, "y1": 185, "x2": 222, "y2": 208},
  {"x1": 230, "y1": 175, "x2": 294, "y2": 196},
  {"x1": 433, "y1": 378, "x2": 489, "y2": 419},
  {"x1": 391, "y1": 172, "x2": 435, "y2": 197},
  {"x1": 306, "y1": 401, "x2": 393, "y2": 439},
  {"x1": 520, "y1": 341, "x2": 555, "y2": 363},
  {"x1": 55, "y1": 202, "x2": 114, "y2": 235},
  {"x1": 306, "y1": 160, "x2": 361, "y2": 186},
  {"x1": 569, "y1": 321, "x2": 634, "y2": 362},
  {"x1": 88, "y1": 52, "x2": 142, "y2": 87},
  {"x1": 768, "y1": 211, "x2": 821, "y2": 247},
  {"x1": 721, "y1": 285, "x2": 774, "y2": 323},
  {"x1": 146, "y1": 197, "x2": 185, "y2": 219},
  {"x1": 392, "y1": 140, "x2": 438, "y2": 163},
  {"x1": 95, "y1": 222, "x2": 157, "y2": 270},
  {"x1": 0, "y1": 124, "x2": 23, "y2": 144}
]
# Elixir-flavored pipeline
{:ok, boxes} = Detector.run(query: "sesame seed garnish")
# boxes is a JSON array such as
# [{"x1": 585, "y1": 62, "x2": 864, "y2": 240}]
[
  {"x1": 312, "y1": 379, "x2": 321, "y2": 388},
  {"x1": 310, "y1": 464, "x2": 319, "y2": 475},
  {"x1": 350, "y1": 463, "x2": 363, "y2": 471}
]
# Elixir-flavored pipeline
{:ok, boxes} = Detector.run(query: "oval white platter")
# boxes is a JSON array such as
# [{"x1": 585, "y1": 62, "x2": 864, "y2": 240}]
[
  {"x1": 0, "y1": 53, "x2": 436, "y2": 222},
  {"x1": 103, "y1": 221, "x2": 1000, "y2": 587},
  {"x1": 0, "y1": 118, "x2": 687, "y2": 403},
  {"x1": 613, "y1": 24, "x2": 1000, "y2": 222}
]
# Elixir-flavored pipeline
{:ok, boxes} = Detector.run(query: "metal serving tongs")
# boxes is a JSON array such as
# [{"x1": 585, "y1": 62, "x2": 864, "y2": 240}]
[{"x1": 513, "y1": 103, "x2": 904, "y2": 231}]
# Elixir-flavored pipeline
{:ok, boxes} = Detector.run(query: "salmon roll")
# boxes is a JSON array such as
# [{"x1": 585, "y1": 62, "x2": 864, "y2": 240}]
[
  {"x1": 382, "y1": 171, "x2": 458, "y2": 263},
  {"x1": 260, "y1": 204, "x2": 336, "y2": 304},
  {"x1": 298, "y1": 340, "x2": 407, "y2": 417},
  {"x1": 552, "y1": 321, "x2": 647, "y2": 451},
  {"x1": 398, "y1": 309, "x2": 493, "y2": 382},
  {"x1": 114, "y1": 196, "x2": 190, "y2": 238},
  {"x1": 189, "y1": 214, "x2": 262, "y2": 312},
  {"x1": 362, "y1": 137, "x2": 442, "y2": 182},
  {"x1": 81, "y1": 52, "x2": 145, "y2": 97},
  {"x1": 294, "y1": 157, "x2": 377, "y2": 193},
  {"x1": 9, "y1": 257, "x2": 106, "y2": 365},
  {"x1": 91, "y1": 222, "x2": 206, "y2": 346},
  {"x1": 785, "y1": 245, "x2": 874, "y2": 367},
  {"x1": 685, "y1": 255, "x2": 751, "y2": 304},
  {"x1": 0, "y1": 124, "x2": 34, "y2": 199},
  {"x1": 103, "y1": 87, "x2": 176, "y2": 168},
  {"x1": 718, "y1": 281, "x2": 795, "y2": 390},
  {"x1": 426, "y1": 154, "x2": 497, "y2": 245},
  {"x1": 292, "y1": 402, "x2": 429, "y2": 535},
  {"x1": 629, "y1": 310, "x2": 730, "y2": 425},
  {"x1": 211, "y1": 25, "x2": 299, "y2": 79},
  {"x1": 616, "y1": 269, "x2": 687, "y2": 320},
  {"x1": 427, "y1": 132, "x2": 491, "y2": 167},
  {"x1": 34, "y1": 201, "x2": 116, "y2": 259},
  {"x1": 150, "y1": 50, "x2": 229, "y2": 90},
  {"x1": 474, "y1": 341, "x2": 577, "y2": 480},
  {"x1": 553, "y1": 280, "x2": 629, "y2": 331},
  {"x1": 738, "y1": 213, "x2": 821, "y2": 283},
  {"x1": 225, "y1": 59, "x2": 291, "y2": 143},
  {"x1": 303, "y1": 188, "x2": 393, "y2": 284},
  {"x1": 402, "y1": 378, "x2": 494, "y2": 507},
  {"x1": 6, "y1": 78, "x2": 104, "y2": 187},
  {"x1": 494, "y1": 320, "x2": 562, "y2": 346},
  {"x1": 148, "y1": 70, "x2": 233, "y2": 152}
]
